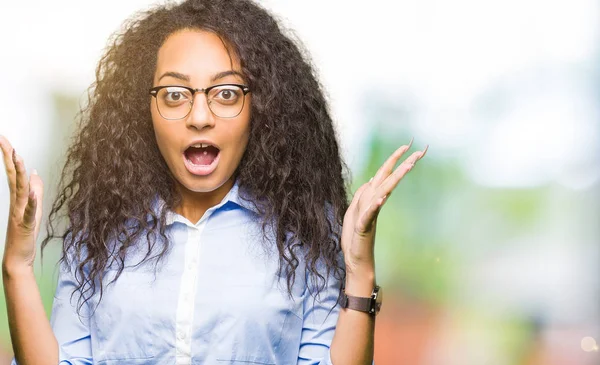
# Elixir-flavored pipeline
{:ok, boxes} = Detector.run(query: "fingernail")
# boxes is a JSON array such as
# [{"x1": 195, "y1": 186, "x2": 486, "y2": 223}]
[
  {"x1": 407, "y1": 137, "x2": 414, "y2": 149},
  {"x1": 420, "y1": 144, "x2": 429, "y2": 159},
  {"x1": 369, "y1": 177, "x2": 373, "y2": 183},
  {"x1": 32, "y1": 169, "x2": 38, "y2": 175}
]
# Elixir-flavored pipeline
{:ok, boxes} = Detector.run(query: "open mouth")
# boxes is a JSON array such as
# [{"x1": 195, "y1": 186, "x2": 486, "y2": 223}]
[
  {"x1": 183, "y1": 143, "x2": 221, "y2": 176},
  {"x1": 184, "y1": 144, "x2": 220, "y2": 166}
]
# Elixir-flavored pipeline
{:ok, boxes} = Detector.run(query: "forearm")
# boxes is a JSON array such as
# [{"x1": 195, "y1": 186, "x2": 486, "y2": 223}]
[
  {"x1": 329, "y1": 269, "x2": 376, "y2": 365},
  {"x1": 3, "y1": 263, "x2": 58, "y2": 365}
]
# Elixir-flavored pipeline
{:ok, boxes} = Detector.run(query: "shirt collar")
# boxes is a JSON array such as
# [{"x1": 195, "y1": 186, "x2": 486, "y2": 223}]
[{"x1": 146, "y1": 178, "x2": 261, "y2": 226}]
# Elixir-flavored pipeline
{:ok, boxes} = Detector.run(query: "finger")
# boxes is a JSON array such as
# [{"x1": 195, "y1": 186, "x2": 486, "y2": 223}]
[
  {"x1": 378, "y1": 147, "x2": 427, "y2": 197},
  {"x1": 370, "y1": 137, "x2": 414, "y2": 187},
  {"x1": 22, "y1": 186, "x2": 37, "y2": 232},
  {"x1": 358, "y1": 145, "x2": 427, "y2": 232},
  {"x1": 30, "y1": 170, "x2": 44, "y2": 239},
  {"x1": 357, "y1": 194, "x2": 389, "y2": 233},
  {"x1": 0, "y1": 135, "x2": 17, "y2": 204},
  {"x1": 13, "y1": 153, "x2": 30, "y2": 211},
  {"x1": 417, "y1": 144, "x2": 428, "y2": 161},
  {"x1": 350, "y1": 183, "x2": 369, "y2": 208},
  {"x1": 346, "y1": 182, "x2": 370, "y2": 218}
]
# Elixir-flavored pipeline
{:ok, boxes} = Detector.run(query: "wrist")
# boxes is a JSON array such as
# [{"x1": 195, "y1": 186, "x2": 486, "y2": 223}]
[
  {"x1": 344, "y1": 270, "x2": 376, "y2": 297},
  {"x1": 345, "y1": 257, "x2": 375, "y2": 276},
  {"x1": 2, "y1": 260, "x2": 34, "y2": 281}
]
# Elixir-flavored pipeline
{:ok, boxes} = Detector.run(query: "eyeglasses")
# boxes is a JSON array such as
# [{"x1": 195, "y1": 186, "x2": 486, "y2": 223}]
[{"x1": 149, "y1": 83, "x2": 251, "y2": 120}]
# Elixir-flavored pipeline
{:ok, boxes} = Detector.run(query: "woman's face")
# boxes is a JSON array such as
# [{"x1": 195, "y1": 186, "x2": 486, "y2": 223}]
[{"x1": 151, "y1": 29, "x2": 251, "y2": 196}]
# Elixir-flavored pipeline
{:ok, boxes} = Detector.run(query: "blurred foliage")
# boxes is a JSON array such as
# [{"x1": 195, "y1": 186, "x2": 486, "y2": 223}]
[
  {"x1": 355, "y1": 104, "x2": 554, "y2": 363},
  {"x1": 355, "y1": 131, "x2": 460, "y2": 304}
]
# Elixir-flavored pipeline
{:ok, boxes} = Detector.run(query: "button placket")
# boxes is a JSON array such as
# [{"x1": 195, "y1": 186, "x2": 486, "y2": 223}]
[{"x1": 174, "y1": 222, "x2": 209, "y2": 362}]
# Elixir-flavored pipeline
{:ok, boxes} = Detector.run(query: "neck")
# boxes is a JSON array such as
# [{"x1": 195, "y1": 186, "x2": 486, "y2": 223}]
[{"x1": 173, "y1": 176, "x2": 235, "y2": 225}]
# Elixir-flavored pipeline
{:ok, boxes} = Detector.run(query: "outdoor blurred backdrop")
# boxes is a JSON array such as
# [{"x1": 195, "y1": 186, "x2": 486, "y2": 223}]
[{"x1": 0, "y1": 0, "x2": 599, "y2": 364}]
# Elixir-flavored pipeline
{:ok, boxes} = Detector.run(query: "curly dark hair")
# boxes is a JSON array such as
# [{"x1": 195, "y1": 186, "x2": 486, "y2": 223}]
[{"x1": 41, "y1": 0, "x2": 350, "y2": 314}]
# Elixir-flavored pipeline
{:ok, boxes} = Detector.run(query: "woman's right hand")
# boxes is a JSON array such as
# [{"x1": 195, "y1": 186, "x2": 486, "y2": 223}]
[{"x1": 0, "y1": 135, "x2": 44, "y2": 274}]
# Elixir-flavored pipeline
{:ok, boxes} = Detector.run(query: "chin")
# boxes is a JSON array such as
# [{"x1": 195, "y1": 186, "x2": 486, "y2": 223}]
[{"x1": 179, "y1": 169, "x2": 233, "y2": 194}]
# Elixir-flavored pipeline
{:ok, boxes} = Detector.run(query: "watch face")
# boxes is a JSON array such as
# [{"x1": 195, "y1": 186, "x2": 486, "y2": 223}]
[{"x1": 374, "y1": 286, "x2": 383, "y2": 313}]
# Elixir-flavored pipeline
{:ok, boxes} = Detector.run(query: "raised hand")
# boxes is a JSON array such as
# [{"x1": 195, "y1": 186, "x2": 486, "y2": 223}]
[
  {"x1": 0, "y1": 135, "x2": 44, "y2": 273},
  {"x1": 341, "y1": 138, "x2": 427, "y2": 276}
]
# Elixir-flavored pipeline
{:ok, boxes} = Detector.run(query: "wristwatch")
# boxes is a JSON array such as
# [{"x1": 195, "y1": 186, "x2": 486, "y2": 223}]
[{"x1": 340, "y1": 285, "x2": 383, "y2": 316}]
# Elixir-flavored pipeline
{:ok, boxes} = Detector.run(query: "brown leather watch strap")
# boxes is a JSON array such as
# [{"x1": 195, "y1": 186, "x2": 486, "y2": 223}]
[
  {"x1": 341, "y1": 294, "x2": 372, "y2": 313},
  {"x1": 339, "y1": 285, "x2": 381, "y2": 316}
]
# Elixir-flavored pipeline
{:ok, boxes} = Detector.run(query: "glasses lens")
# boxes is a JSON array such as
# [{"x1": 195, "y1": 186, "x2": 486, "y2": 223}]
[
  {"x1": 207, "y1": 85, "x2": 245, "y2": 118},
  {"x1": 156, "y1": 86, "x2": 193, "y2": 119}
]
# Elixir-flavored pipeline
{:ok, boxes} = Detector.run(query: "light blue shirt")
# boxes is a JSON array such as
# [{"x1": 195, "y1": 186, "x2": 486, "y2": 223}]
[{"x1": 11, "y1": 180, "x2": 344, "y2": 364}]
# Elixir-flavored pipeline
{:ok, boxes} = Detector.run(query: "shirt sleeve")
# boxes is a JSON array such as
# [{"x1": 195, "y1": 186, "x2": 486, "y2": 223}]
[
  {"x1": 11, "y1": 256, "x2": 93, "y2": 365},
  {"x1": 297, "y1": 254, "x2": 376, "y2": 365},
  {"x1": 297, "y1": 257, "x2": 340, "y2": 365}
]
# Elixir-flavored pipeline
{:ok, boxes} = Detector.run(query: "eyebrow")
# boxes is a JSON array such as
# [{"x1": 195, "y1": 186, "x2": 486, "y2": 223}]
[{"x1": 158, "y1": 70, "x2": 245, "y2": 83}]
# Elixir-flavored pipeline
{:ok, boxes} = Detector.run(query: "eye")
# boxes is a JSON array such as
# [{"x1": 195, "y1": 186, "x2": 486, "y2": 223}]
[
  {"x1": 160, "y1": 87, "x2": 191, "y2": 105},
  {"x1": 219, "y1": 89, "x2": 234, "y2": 100},
  {"x1": 210, "y1": 86, "x2": 242, "y2": 104},
  {"x1": 166, "y1": 92, "x2": 184, "y2": 101}
]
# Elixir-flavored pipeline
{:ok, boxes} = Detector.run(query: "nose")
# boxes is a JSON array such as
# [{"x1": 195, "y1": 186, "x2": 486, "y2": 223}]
[{"x1": 185, "y1": 93, "x2": 216, "y2": 130}]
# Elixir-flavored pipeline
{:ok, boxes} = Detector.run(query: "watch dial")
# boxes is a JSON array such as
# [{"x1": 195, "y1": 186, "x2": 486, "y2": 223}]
[{"x1": 375, "y1": 286, "x2": 383, "y2": 312}]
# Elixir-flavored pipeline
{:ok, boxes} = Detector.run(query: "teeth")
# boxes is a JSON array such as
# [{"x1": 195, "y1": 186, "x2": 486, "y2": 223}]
[{"x1": 190, "y1": 143, "x2": 211, "y2": 148}]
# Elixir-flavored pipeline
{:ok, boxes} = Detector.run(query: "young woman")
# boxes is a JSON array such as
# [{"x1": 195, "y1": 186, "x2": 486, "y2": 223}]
[{"x1": 1, "y1": 0, "x2": 426, "y2": 364}]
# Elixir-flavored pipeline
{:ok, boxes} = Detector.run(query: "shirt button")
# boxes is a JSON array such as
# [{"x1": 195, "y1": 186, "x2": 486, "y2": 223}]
[{"x1": 177, "y1": 330, "x2": 185, "y2": 340}]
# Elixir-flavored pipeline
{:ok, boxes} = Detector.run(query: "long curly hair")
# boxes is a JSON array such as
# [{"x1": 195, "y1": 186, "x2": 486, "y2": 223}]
[{"x1": 41, "y1": 0, "x2": 350, "y2": 313}]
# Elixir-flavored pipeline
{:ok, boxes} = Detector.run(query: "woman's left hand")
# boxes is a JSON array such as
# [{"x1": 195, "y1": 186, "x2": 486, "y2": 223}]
[{"x1": 341, "y1": 138, "x2": 428, "y2": 277}]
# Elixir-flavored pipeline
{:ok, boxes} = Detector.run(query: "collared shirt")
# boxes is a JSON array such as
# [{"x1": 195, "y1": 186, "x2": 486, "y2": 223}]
[{"x1": 11, "y1": 180, "x2": 342, "y2": 365}]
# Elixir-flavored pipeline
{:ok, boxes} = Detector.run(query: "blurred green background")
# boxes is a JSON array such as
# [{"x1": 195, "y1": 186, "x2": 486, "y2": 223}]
[{"x1": 1, "y1": 0, "x2": 599, "y2": 364}]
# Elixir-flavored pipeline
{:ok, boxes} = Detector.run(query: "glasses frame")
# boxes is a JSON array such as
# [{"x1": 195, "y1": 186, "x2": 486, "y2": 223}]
[{"x1": 149, "y1": 83, "x2": 251, "y2": 120}]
